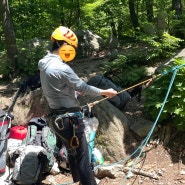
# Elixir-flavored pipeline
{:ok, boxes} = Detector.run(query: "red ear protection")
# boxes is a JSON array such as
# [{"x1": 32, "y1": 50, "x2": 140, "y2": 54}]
[{"x1": 58, "y1": 45, "x2": 76, "y2": 62}]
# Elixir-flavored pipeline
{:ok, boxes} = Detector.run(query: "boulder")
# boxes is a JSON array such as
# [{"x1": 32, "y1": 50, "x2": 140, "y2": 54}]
[
  {"x1": 75, "y1": 29, "x2": 104, "y2": 58},
  {"x1": 78, "y1": 95, "x2": 129, "y2": 162}
]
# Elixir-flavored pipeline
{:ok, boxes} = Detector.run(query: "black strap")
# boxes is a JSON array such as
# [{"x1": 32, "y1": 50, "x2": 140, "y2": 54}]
[
  {"x1": 28, "y1": 117, "x2": 47, "y2": 129},
  {"x1": 36, "y1": 153, "x2": 47, "y2": 184},
  {"x1": 49, "y1": 107, "x2": 81, "y2": 114}
]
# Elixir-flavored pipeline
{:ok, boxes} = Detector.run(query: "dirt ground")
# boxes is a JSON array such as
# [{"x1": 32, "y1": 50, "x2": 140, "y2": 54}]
[{"x1": 1, "y1": 57, "x2": 185, "y2": 185}]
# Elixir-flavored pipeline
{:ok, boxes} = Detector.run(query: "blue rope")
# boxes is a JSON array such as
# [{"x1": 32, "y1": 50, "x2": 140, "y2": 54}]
[
  {"x1": 56, "y1": 63, "x2": 185, "y2": 185},
  {"x1": 161, "y1": 63, "x2": 185, "y2": 75},
  {"x1": 120, "y1": 67, "x2": 179, "y2": 185}
]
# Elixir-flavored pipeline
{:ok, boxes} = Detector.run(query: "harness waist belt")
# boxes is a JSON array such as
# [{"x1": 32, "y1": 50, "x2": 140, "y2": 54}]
[{"x1": 50, "y1": 107, "x2": 81, "y2": 114}]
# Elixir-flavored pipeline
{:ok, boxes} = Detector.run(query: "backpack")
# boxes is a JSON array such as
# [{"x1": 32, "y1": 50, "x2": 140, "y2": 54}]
[
  {"x1": 11, "y1": 145, "x2": 47, "y2": 185},
  {"x1": 11, "y1": 117, "x2": 57, "y2": 184},
  {"x1": 0, "y1": 110, "x2": 12, "y2": 174},
  {"x1": 25, "y1": 73, "x2": 41, "y2": 91},
  {"x1": 87, "y1": 75, "x2": 131, "y2": 110},
  {"x1": 20, "y1": 73, "x2": 41, "y2": 93}
]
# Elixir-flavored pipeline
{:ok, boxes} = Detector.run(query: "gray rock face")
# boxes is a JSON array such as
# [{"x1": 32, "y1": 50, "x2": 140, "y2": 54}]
[
  {"x1": 129, "y1": 118, "x2": 157, "y2": 138},
  {"x1": 75, "y1": 29, "x2": 104, "y2": 58}
]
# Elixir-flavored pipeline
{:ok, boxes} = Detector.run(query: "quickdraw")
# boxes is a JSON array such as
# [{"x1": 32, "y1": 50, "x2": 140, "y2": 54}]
[{"x1": 69, "y1": 123, "x2": 79, "y2": 149}]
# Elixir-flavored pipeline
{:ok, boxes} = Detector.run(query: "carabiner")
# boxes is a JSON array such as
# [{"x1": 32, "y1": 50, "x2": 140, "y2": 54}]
[
  {"x1": 54, "y1": 115, "x2": 64, "y2": 130},
  {"x1": 69, "y1": 124, "x2": 79, "y2": 149}
]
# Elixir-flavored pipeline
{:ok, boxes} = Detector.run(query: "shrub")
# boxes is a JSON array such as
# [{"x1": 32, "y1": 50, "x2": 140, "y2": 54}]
[
  {"x1": 101, "y1": 55, "x2": 147, "y2": 87},
  {"x1": 17, "y1": 39, "x2": 50, "y2": 76},
  {"x1": 143, "y1": 58, "x2": 185, "y2": 130},
  {"x1": 0, "y1": 51, "x2": 13, "y2": 78},
  {"x1": 135, "y1": 32, "x2": 183, "y2": 64}
]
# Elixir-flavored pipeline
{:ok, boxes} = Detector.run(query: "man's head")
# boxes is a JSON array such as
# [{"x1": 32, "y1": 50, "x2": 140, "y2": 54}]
[{"x1": 51, "y1": 26, "x2": 78, "y2": 62}]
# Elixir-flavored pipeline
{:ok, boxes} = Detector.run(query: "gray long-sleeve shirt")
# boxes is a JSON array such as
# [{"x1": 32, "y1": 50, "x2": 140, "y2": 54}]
[{"x1": 38, "y1": 53, "x2": 101, "y2": 109}]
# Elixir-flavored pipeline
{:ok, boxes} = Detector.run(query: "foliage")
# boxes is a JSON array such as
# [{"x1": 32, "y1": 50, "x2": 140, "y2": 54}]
[
  {"x1": 0, "y1": 51, "x2": 13, "y2": 77},
  {"x1": 82, "y1": 0, "x2": 131, "y2": 38},
  {"x1": 2, "y1": 0, "x2": 185, "y2": 44},
  {"x1": 17, "y1": 39, "x2": 50, "y2": 76},
  {"x1": 9, "y1": 0, "x2": 81, "y2": 41},
  {"x1": 159, "y1": 33, "x2": 183, "y2": 57},
  {"x1": 143, "y1": 58, "x2": 185, "y2": 131},
  {"x1": 135, "y1": 32, "x2": 183, "y2": 63},
  {"x1": 1, "y1": 0, "x2": 185, "y2": 77},
  {"x1": 101, "y1": 55, "x2": 147, "y2": 87}
]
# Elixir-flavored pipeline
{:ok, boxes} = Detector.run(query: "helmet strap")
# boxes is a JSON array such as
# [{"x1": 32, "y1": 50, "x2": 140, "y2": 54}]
[{"x1": 56, "y1": 41, "x2": 65, "y2": 48}]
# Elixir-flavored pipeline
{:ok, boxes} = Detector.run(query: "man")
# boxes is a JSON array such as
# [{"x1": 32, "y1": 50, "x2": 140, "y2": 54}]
[{"x1": 38, "y1": 26, "x2": 117, "y2": 185}]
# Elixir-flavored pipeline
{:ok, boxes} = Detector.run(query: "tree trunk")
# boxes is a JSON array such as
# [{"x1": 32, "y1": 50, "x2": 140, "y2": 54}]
[
  {"x1": 128, "y1": 0, "x2": 140, "y2": 30},
  {"x1": 145, "y1": 0, "x2": 154, "y2": 22},
  {"x1": 76, "y1": 0, "x2": 83, "y2": 28},
  {"x1": 117, "y1": 20, "x2": 123, "y2": 40},
  {"x1": 105, "y1": 9, "x2": 117, "y2": 37},
  {"x1": 172, "y1": 0, "x2": 183, "y2": 19},
  {"x1": 0, "y1": 0, "x2": 17, "y2": 76},
  {"x1": 155, "y1": 12, "x2": 167, "y2": 37}
]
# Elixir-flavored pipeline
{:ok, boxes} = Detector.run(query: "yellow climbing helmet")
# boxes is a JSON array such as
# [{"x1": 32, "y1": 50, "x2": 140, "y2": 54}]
[{"x1": 51, "y1": 26, "x2": 78, "y2": 48}]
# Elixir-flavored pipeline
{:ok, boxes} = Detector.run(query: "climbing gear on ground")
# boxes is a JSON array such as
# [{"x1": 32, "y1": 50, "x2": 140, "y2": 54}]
[
  {"x1": 9, "y1": 125, "x2": 27, "y2": 140},
  {"x1": 11, "y1": 145, "x2": 47, "y2": 184},
  {"x1": 22, "y1": 117, "x2": 57, "y2": 172}
]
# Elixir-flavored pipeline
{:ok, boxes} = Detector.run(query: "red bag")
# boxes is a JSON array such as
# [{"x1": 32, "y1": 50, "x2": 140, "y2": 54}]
[{"x1": 9, "y1": 125, "x2": 27, "y2": 140}]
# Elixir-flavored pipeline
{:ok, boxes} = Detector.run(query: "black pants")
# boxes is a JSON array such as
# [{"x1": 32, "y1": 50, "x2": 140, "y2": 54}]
[{"x1": 48, "y1": 113, "x2": 97, "y2": 185}]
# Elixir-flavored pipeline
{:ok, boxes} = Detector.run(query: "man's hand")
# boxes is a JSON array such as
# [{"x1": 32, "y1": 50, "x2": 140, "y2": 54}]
[{"x1": 100, "y1": 88, "x2": 117, "y2": 98}]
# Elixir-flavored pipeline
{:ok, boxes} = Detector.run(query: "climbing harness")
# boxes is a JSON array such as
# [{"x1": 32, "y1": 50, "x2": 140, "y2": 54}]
[{"x1": 54, "y1": 112, "x2": 82, "y2": 149}]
